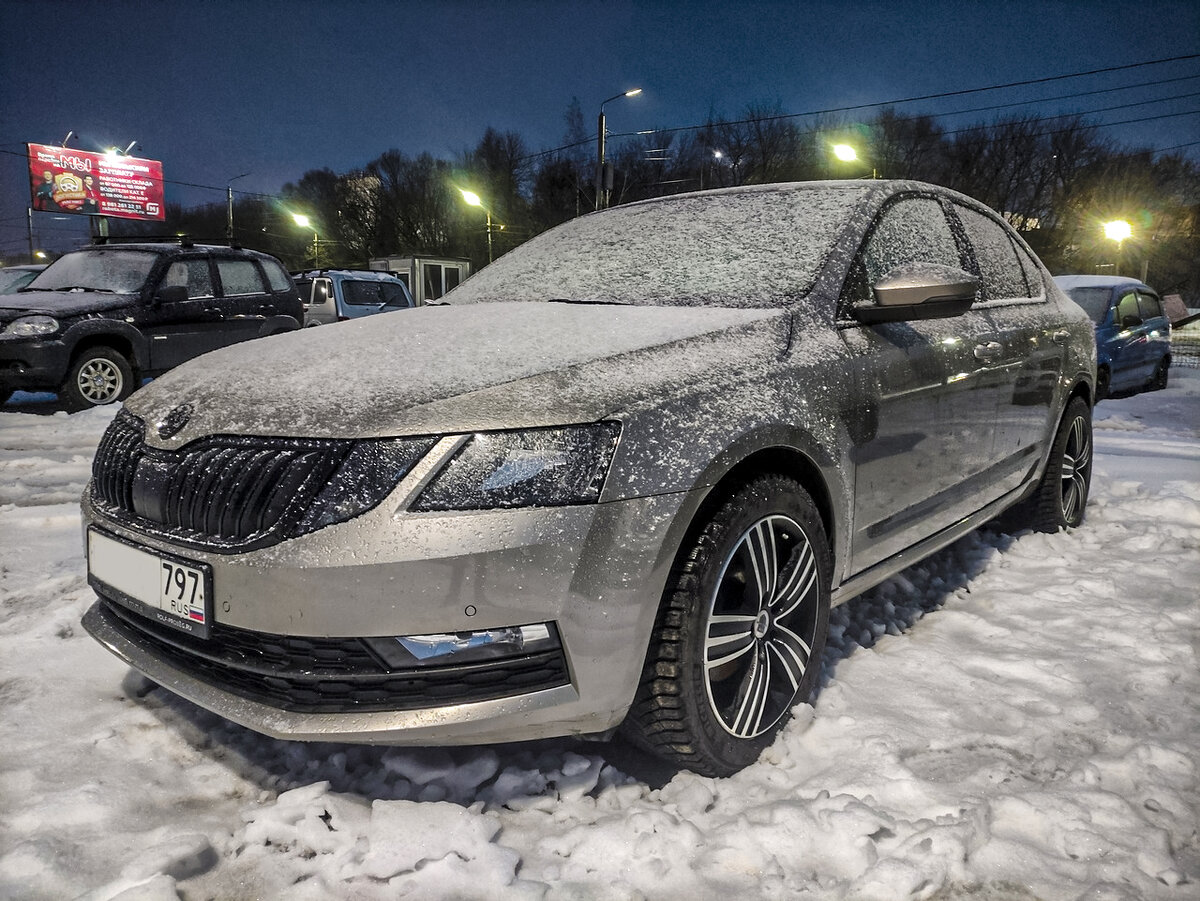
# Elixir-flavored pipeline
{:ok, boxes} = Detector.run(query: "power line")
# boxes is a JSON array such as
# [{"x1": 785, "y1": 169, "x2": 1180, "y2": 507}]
[{"x1": 524, "y1": 54, "x2": 1200, "y2": 159}]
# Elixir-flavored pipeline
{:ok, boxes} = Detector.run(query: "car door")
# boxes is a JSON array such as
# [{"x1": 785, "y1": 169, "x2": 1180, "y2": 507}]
[
  {"x1": 211, "y1": 256, "x2": 274, "y2": 348},
  {"x1": 1137, "y1": 290, "x2": 1170, "y2": 381},
  {"x1": 950, "y1": 203, "x2": 1064, "y2": 497},
  {"x1": 1109, "y1": 289, "x2": 1150, "y2": 390},
  {"x1": 839, "y1": 194, "x2": 1003, "y2": 572},
  {"x1": 143, "y1": 254, "x2": 230, "y2": 371}
]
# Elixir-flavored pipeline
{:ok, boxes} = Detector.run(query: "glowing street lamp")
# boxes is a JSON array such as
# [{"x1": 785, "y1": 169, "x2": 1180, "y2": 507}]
[
  {"x1": 832, "y1": 144, "x2": 858, "y2": 162},
  {"x1": 596, "y1": 88, "x2": 643, "y2": 211},
  {"x1": 291, "y1": 213, "x2": 320, "y2": 267},
  {"x1": 460, "y1": 189, "x2": 500, "y2": 263},
  {"x1": 1103, "y1": 219, "x2": 1139, "y2": 278},
  {"x1": 1103, "y1": 219, "x2": 1132, "y2": 243}
]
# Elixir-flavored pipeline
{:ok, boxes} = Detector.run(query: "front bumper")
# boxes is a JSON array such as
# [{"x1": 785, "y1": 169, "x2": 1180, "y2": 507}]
[
  {"x1": 81, "y1": 485, "x2": 694, "y2": 744},
  {"x1": 0, "y1": 336, "x2": 71, "y2": 393}
]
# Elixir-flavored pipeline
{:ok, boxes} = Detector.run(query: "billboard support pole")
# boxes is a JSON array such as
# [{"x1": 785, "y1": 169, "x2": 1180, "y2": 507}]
[
  {"x1": 27, "y1": 208, "x2": 34, "y2": 262},
  {"x1": 90, "y1": 216, "x2": 109, "y2": 243}
]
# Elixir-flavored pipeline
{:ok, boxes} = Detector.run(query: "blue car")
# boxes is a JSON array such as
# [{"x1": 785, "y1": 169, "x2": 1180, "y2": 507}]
[{"x1": 1054, "y1": 275, "x2": 1171, "y2": 399}]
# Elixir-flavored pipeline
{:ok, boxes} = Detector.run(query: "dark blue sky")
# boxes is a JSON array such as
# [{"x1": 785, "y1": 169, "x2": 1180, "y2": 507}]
[{"x1": 2, "y1": 0, "x2": 1197, "y2": 255}]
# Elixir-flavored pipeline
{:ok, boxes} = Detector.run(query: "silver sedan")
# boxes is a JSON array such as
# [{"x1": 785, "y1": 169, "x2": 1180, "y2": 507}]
[{"x1": 82, "y1": 181, "x2": 1095, "y2": 776}]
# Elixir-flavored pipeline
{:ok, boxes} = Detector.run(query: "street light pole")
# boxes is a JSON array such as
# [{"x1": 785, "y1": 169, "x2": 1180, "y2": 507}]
[
  {"x1": 459, "y1": 190, "x2": 495, "y2": 263},
  {"x1": 226, "y1": 172, "x2": 250, "y2": 244},
  {"x1": 595, "y1": 88, "x2": 642, "y2": 211}
]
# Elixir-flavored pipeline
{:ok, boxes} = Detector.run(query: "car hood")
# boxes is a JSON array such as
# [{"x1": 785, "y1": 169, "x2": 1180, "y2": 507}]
[
  {"x1": 129, "y1": 301, "x2": 787, "y2": 444},
  {"x1": 0, "y1": 290, "x2": 136, "y2": 320}
]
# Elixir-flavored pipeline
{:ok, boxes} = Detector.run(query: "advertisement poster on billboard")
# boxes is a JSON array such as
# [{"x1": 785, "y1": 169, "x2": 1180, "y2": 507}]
[{"x1": 27, "y1": 143, "x2": 166, "y2": 221}]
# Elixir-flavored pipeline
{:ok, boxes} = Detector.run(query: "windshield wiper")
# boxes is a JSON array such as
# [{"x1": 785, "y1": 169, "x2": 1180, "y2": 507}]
[{"x1": 27, "y1": 285, "x2": 116, "y2": 293}]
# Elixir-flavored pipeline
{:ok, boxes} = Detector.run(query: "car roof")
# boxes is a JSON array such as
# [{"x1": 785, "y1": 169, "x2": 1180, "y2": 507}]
[{"x1": 1053, "y1": 274, "x2": 1151, "y2": 291}]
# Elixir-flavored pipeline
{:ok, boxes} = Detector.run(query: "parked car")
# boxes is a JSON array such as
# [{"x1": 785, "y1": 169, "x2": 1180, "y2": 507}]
[
  {"x1": 293, "y1": 268, "x2": 415, "y2": 325},
  {"x1": 1054, "y1": 274, "x2": 1171, "y2": 398},
  {"x1": 0, "y1": 264, "x2": 47, "y2": 295},
  {"x1": 0, "y1": 240, "x2": 302, "y2": 408},
  {"x1": 81, "y1": 181, "x2": 1095, "y2": 776}
]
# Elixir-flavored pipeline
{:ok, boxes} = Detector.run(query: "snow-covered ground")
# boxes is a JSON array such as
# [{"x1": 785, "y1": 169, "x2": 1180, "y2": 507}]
[{"x1": 1, "y1": 373, "x2": 1197, "y2": 901}]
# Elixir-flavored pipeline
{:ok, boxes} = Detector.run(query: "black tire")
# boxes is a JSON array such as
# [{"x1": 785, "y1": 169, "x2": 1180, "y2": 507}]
[
  {"x1": 0, "y1": 388, "x2": 12, "y2": 405},
  {"x1": 1096, "y1": 366, "x2": 1110, "y2": 401},
  {"x1": 1004, "y1": 396, "x2": 1093, "y2": 533},
  {"x1": 622, "y1": 475, "x2": 831, "y2": 776},
  {"x1": 62, "y1": 347, "x2": 134, "y2": 409},
  {"x1": 1148, "y1": 357, "x2": 1169, "y2": 391}
]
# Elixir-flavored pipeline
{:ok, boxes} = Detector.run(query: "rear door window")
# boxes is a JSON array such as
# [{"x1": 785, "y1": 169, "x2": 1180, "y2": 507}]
[
  {"x1": 954, "y1": 205, "x2": 1029, "y2": 301},
  {"x1": 216, "y1": 259, "x2": 266, "y2": 296}
]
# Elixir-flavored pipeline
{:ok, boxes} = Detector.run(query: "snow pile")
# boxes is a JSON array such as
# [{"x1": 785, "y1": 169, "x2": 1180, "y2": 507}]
[{"x1": 0, "y1": 372, "x2": 1197, "y2": 900}]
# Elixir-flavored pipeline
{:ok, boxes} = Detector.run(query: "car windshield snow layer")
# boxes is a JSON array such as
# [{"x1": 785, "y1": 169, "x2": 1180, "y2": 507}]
[
  {"x1": 446, "y1": 185, "x2": 872, "y2": 308},
  {"x1": 27, "y1": 249, "x2": 161, "y2": 294}
]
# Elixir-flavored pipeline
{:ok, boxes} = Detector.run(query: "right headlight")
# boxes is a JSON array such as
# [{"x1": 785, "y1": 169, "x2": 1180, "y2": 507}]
[{"x1": 412, "y1": 421, "x2": 621, "y2": 512}]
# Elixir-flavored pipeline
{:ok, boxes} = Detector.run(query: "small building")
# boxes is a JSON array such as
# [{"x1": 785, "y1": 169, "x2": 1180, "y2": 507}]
[{"x1": 368, "y1": 255, "x2": 472, "y2": 305}]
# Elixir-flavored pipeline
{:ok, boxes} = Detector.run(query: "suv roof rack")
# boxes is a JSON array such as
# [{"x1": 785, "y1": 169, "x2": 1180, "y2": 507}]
[
  {"x1": 292, "y1": 267, "x2": 395, "y2": 277},
  {"x1": 92, "y1": 234, "x2": 196, "y2": 249}
]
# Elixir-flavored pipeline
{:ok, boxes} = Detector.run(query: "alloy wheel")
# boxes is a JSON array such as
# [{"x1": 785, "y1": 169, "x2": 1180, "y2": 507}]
[
  {"x1": 77, "y1": 358, "x2": 124, "y2": 405},
  {"x1": 1060, "y1": 414, "x2": 1091, "y2": 523},
  {"x1": 704, "y1": 514, "x2": 820, "y2": 738}
]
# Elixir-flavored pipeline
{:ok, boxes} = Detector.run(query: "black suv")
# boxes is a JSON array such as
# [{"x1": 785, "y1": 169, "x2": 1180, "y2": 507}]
[{"x1": 0, "y1": 240, "x2": 302, "y2": 408}]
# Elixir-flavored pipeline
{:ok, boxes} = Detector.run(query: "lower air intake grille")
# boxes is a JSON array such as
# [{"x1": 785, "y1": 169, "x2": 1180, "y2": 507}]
[{"x1": 96, "y1": 599, "x2": 571, "y2": 714}]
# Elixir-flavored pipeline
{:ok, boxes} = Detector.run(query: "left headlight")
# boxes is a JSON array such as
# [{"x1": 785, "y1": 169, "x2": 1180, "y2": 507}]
[
  {"x1": 5, "y1": 315, "x2": 59, "y2": 337},
  {"x1": 412, "y1": 421, "x2": 621, "y2": 511}
]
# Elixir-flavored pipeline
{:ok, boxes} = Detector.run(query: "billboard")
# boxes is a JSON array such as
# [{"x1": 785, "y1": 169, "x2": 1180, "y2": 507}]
[{"x1": 27, "y1": 142, "x2": 165, "y2": 221}]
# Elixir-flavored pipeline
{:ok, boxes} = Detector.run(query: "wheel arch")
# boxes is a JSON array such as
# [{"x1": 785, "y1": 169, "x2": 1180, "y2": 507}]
[
  {"x1": 652, "y1": 425, "x2": 844, "y2": 584},
  {"x1": 63, "y1": 322, "x2": 147, "y2": 372}
]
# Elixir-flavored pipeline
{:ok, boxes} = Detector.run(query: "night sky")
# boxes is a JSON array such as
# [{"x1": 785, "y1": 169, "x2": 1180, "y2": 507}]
[{"x1": 2, "y1": 0, "x2": 1197, "y2": 255}]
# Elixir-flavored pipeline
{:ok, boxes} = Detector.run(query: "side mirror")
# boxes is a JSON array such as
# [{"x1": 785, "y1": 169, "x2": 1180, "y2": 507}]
[
  {"x1": 854, "y1": 263, "x2": 980, "y2": 324},
  {"x1": 156, "y1": 285, "x2": 188, "y2": 305},
  {"x1": 1120, "y1": 314, "x2": 1142, "y2": 328}
]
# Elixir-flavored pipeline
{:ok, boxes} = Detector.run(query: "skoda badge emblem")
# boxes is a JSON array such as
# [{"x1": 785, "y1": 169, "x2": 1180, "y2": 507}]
[{"x1": 156, "y1": 403, "x2": 194, "y2": 440}]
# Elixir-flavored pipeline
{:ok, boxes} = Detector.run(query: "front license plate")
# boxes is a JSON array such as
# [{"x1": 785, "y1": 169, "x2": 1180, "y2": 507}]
[{"x1": 87, "y1": 528, "x2": 213, "y2": 639}]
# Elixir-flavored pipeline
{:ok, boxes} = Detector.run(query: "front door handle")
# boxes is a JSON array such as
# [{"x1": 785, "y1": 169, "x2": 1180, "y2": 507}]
[
  {"x1": 1051, "y1": 329, "x2": 1071, "y2": 345},
  {"x1": 974, "y1": 341, "x2": 1003, "y2": 361}
]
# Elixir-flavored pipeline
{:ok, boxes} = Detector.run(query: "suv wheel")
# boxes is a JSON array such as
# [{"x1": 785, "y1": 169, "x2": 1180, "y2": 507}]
[
  {"x1": 623, "y1": 476, "x2": 831, "y2": 776},
  {"x1": 63, "y1": 347, "x2": 134, "y2": 409}
]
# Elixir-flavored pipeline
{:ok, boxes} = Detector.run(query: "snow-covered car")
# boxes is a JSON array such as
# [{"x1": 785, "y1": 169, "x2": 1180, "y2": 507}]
[
  {"x1": 1055, "y1": 274, "x2": 1171, "y2": 399},
  {"x1": 80, "y1": 181, "x2": 1096, "y2": 776}
]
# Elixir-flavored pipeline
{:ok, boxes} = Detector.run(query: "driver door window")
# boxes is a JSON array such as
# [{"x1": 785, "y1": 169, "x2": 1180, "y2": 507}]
[{"x1": 1116, "y1": 292, "x2": 1140, "y2": 326}]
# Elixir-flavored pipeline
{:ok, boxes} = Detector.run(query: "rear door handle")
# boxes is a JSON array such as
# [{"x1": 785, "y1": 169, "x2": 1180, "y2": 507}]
[
  {"x1": 1052, "y1": 329, "x2": 1071, "y2": 345},
  {"x1": 974, "y1": 341, "x2": 1003, "y2": 361}
]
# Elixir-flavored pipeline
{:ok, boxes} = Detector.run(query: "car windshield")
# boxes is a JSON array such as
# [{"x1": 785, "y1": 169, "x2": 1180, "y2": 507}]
[
  {"x1": 445, "y1": 185, "x2": 872, "y2": 308},
  {"x1": 1063, "y1": 286, "x2": 1112, "y2": 324},
  {"x1": 27, "y1": 249, "x2": 161, "y2": 293}
]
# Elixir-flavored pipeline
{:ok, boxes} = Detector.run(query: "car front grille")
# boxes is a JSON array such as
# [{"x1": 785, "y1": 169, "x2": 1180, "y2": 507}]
[
  {"x1": 90, "y1": 410, "x2": 350, "y2": 552},
  {"x1": 94, "y1": 598, "x2": 571, "y2": 714}
]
